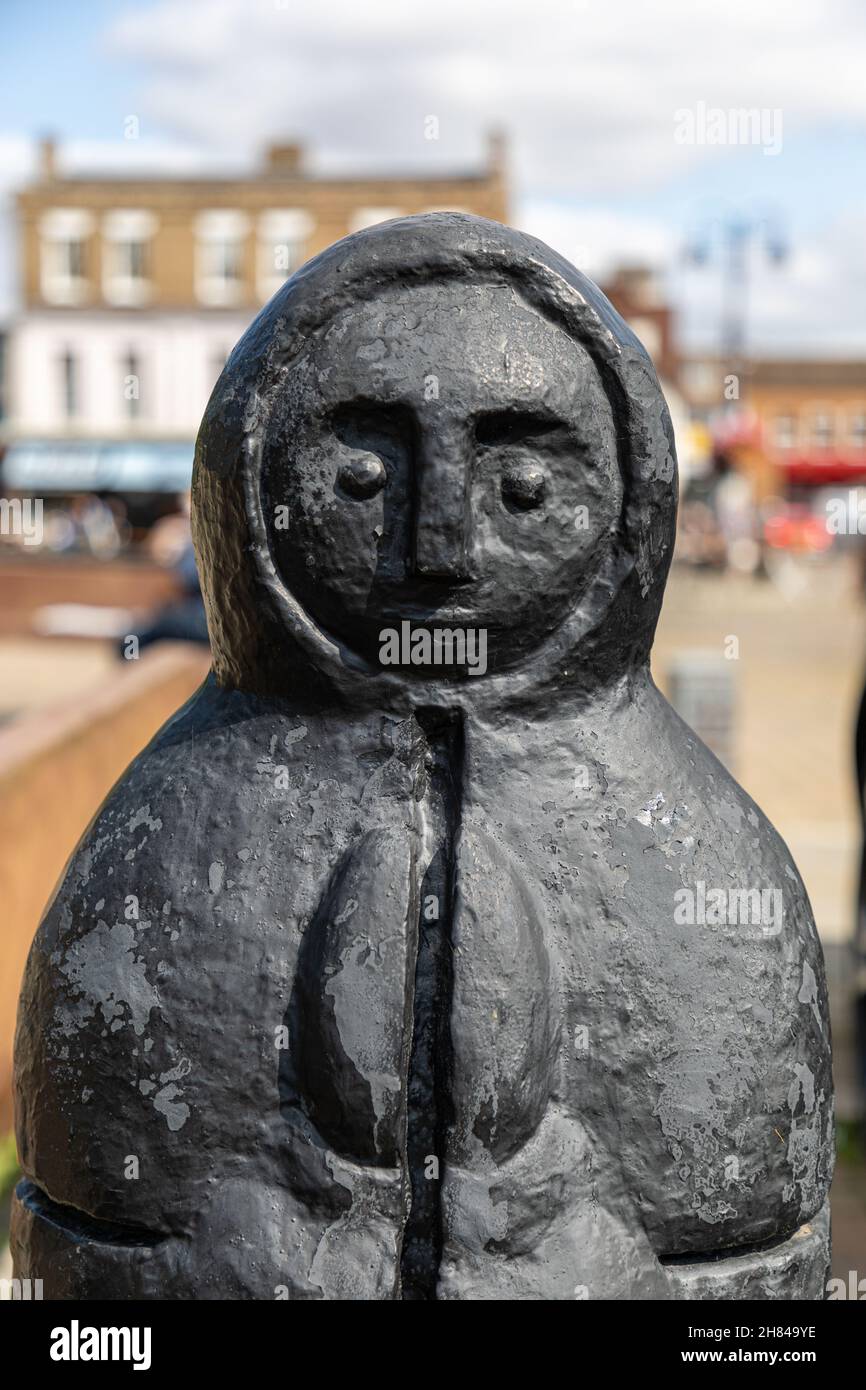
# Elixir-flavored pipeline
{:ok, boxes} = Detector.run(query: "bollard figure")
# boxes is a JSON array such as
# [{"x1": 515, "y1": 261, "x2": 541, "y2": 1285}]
[{"x1": 12, "y1": 214, "x2": 833, "y2": 1300}]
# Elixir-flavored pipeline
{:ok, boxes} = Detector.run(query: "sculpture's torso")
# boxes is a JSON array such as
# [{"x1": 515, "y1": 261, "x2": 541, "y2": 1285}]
[
  {"x1": 13, "y1": 674, "x2": 832, "y2": 1299},
  {"x1": 12, "y1": 213, "x2": 833, "y2": 1300}
]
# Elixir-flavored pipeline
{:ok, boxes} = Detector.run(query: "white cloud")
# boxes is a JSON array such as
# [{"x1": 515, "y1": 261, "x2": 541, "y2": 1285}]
[
  {"x1": 517, "y1": 199, "x2": 671, "y2": 281},
  {"x1": 517, "y1": 197, "x2": 866, "y2": 355},
  {"x1": 101, "y1": 0, "x2": 866, "y2": 194},
  {"x1": 669, "y1": 204, "x2": 866, "y2": 354},
  {"x1": 2, "y1": 0, "x2": 866, "y2": 351}
]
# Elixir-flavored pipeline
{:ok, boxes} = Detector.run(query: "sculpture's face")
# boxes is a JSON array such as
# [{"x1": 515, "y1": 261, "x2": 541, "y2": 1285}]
[{"x1": 262, "y1": 281, "x2": 622, "y2": 674}]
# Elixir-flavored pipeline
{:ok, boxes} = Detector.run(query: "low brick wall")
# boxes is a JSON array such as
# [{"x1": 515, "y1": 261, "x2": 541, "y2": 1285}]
[
  {"x1": 0, "y1": 643, "x2": 210, "y2": 1131},
  {"x1": 0, "y1": 556, "x2": 181, "y2": 636}
]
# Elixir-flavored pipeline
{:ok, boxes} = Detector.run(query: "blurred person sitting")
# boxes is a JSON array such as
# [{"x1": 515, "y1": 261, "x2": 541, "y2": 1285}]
[{"x1": 119, "y1": 492, "x2": 209, "y2": 653}]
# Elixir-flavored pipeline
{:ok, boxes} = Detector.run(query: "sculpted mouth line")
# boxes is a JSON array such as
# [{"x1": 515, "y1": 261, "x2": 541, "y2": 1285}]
[
  {"x1": 17, "y1": 1178, "x2": 168, "y2": 1249},
  {"x1": 658, "y1": 1222, "x2": 806, "y2": 1267}
]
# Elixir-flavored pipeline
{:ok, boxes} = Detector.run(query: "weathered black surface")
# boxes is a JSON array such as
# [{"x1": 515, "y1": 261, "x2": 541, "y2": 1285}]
[
  {"x1": 12, "y1": 213, "x2": 833, "y2": 1299},
  {"x1": 854, "y1": 670, "x2": 866, "y2": 1100}
]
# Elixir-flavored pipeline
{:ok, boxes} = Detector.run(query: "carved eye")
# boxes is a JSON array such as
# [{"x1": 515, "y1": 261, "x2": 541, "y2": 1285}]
[
  {"x1": 476, "y1": 409, "x2": 558, "y2": 447},
  {"x1": 501, "y1": 461, "x2": 547, "y2": 510},
  {"x1": 337, "y1": 453, "x2": 386, "y2": 499}
]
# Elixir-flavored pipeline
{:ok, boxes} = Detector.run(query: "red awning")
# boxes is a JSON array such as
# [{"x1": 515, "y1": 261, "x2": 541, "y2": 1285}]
[{"x1": 779, "y1": 452, "x2": 866, "y2": 485}]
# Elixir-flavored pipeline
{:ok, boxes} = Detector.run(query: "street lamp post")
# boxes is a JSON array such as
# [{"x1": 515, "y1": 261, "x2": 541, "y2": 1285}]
[{"x1": 686, "y1": 215, "x2": 787, "y2": 405}]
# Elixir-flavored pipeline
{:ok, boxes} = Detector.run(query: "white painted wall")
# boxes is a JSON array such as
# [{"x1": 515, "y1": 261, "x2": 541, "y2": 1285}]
[{"x1": 7, "y1": 312, "x2": 254, "y2": 439}]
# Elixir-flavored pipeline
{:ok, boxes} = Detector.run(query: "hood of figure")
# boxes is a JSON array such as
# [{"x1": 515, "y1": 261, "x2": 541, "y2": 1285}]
[{"x1": 193, "y1": 213, "x2": 677, "y2": 713}]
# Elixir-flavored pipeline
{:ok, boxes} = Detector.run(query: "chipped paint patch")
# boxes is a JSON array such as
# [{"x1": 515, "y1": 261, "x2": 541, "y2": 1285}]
[
  {"x1": 153, "y1": 1084, "x2": 190, "y2": 1131},
  {"x1": 53, "y1": 921, "x2": 158, "y2": 1038},
  {"x1": 798, "y1": 961, "x2": 821, "y2": 1027},
  {"x1": 128, "y1": 805, "x2": 163, "y2": 834}
]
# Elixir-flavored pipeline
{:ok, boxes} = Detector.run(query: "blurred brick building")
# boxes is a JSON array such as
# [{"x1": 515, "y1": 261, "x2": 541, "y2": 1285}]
[
  {"x1": 682, "y1": 356, "x2": 866, "y2": 487},
  {"x1": 3, "y1": 134, "x2": 507, "y2": 486}
]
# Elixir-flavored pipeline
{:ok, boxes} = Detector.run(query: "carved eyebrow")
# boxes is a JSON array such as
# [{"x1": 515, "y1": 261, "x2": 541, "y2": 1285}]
[
  {"x1": 327, "y1": 400, "x2": 416, "y2": 460},
  {"x1": 17, "y1": 1178, "x2": 168, "y2": 1248},
  {"x1": 329, "y1": 398, "x2": 414, "y2": 432},
  {"x1": 474, "y1": 409, "x2": 565, "y2": 446}
]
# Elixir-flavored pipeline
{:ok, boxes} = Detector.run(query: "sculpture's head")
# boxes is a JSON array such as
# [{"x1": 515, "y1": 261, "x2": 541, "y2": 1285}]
[
  {"x1": 260, "y1": 279, "x2": 623, "y2": 674},
  {"x1": 194, "y1": 214, "x2": 677, "y2": 706}
]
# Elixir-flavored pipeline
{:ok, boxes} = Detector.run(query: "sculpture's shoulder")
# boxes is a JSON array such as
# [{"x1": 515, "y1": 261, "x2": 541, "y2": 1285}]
[
  {"x1": 639, "y1": 687, "x2": 832, "y2": 1230},
  {"x1": 18, "y1": 678, "x2": 422, "y2": 1070},
  {"x1": 622, "y1": 682, "x2": 829, "y2": 1029},
  {"x1": 14, "y1": 684, "x2": 408, "y2": 1234},
  {"x1": 29, "y1": 681, "x2": 296, "y2": 955},
  {"x1": 520, "y1": 683, "x2": 834, "y2": 1254},
  {"x1": 654, "y1": 686, "x2": 823, "y2": 938}
]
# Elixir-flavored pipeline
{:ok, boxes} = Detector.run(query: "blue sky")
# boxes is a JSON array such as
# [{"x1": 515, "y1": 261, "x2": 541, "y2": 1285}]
[
  {"x1": 1, "y1": 2, "x2": 139, "y2": 137},
  {"x1": 2, "y1": 0, "x2": 866, "y2": 355}
]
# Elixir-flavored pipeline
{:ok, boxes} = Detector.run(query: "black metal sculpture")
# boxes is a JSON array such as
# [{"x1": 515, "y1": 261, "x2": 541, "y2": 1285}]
[{"x1": 12, "y1": 214, "x2": 833, "y2": 1299}]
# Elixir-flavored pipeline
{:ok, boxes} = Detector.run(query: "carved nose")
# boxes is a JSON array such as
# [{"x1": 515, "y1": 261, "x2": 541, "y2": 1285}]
[{"x1": 414, "y1": 431, "x2": 471, "y2": 581}]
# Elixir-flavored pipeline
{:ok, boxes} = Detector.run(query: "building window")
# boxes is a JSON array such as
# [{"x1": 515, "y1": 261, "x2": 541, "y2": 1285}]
[
  {"x1": 256, "y1": 209, "x2": 314, "y2": 302},
  {"x1": 195, "y1": 210, "x2": 250, "y2": 306},
  {"x1": 680, "y1": 360, "x2": 718, "y2": 405},
  {"x1": 773, "y1": 414, "x2": 797, "y2": 449},
  {"x1": 103, "y1": 211, "x2": 156, "y2": 306},
  {"x1": 122, "y1": 350, "x2": 141, "y2": 421},
  {"x1": 851, "y1": 413, "x2": 866, "y2": 450},
  {"x1": 348, "y1": 207, "x2": 404, "y2": 233},
  {"x1": 60, "y1": 350, "x2": 78, "y2": 419},
  {"x1": 67, "y1": 240, "x2": 86, "y2": 278},
  {"x1": 627, "y1": 315, "x2": 662, "y2": 362},
  {"x1": 40, "y1": 209, "x2": 94, "y2": 305},
  {"x1": 811, "y1": 411, "x2": 835, "y2": 448}
]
